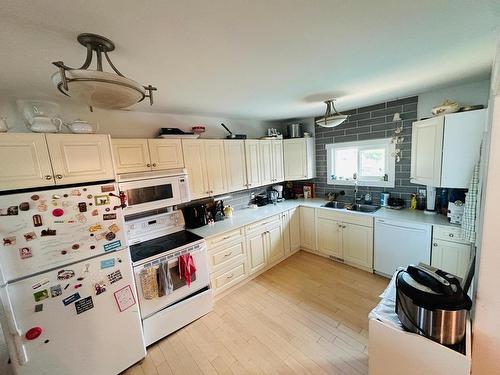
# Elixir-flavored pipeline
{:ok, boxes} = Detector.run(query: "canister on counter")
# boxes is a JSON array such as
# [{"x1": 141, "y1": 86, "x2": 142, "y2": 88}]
[{"x1": 380, "y1": 192, "x2": 390, "y2": 207}]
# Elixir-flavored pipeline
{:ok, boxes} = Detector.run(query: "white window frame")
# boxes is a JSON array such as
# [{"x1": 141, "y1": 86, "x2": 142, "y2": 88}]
[{"x1": 326, "y1": 138, "x2": 396, "y2": 188}]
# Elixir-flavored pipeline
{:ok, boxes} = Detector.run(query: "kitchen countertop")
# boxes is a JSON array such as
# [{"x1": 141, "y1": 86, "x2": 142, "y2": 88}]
[{"x1": 188, "y1": 198, "x2": 457, "y2": 239}]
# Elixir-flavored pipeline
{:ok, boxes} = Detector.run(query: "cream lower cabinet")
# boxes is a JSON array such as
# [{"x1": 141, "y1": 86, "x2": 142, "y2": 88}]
[
  {"x1": 266, "y1": 221, "x2": 285, "y2": 265},
  {"x1": 281, "y1": 208, "x2": 300, "y2": 255},
  {"x1": 182, "y1": 139, "x2": 228, "y2": 199},
  {"x1": 314, "y1": 208, "x2": 374, "y2": 271},
  {"x1": 431, "y1": 226, "x2": 472, "y2": 279},
  {"x1": 0, "y1": 133, "x2": 54, "y2": 191},
  {"x1": 246, "y1": 230, "x2": 267, "y2": 274},
  {"x1": 300, "y1": 206, "x2": 316, "y2": 251},
  {"x1": 224, "y1": 140, "x2": 248, "y2": 192}
]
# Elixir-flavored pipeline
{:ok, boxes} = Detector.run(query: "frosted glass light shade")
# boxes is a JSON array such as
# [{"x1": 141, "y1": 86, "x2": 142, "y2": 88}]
[
  {"x1": 52, "y1": 69, "x2": 146, "y2": 109},
  {"x1": 315, "y1": 115, "x2": 348, "y2": 128}
]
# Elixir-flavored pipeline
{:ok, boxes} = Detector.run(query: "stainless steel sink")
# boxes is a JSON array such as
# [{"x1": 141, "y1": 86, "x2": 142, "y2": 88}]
[
  {"x1": 321, "y1": 201, "x2": 347, "y2": 209},
  {"x1": 346, "y1": 204, "x2": 381, "y2": 213}
]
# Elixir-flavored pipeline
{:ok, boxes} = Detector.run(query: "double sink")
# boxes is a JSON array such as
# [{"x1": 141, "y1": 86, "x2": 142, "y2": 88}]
[{"x1": 321, "y1": 201, "x2": 381, "y2": 213}]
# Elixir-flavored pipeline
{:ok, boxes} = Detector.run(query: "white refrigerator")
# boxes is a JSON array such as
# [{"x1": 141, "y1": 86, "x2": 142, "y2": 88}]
[{"x1": 0, "y1": 183, "x2": 146, "y2": 375}]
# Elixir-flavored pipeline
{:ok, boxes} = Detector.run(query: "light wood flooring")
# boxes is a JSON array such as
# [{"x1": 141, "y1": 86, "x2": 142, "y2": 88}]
[{"x1": 124, "y1": 251, "x2": 389, "y2": 375}]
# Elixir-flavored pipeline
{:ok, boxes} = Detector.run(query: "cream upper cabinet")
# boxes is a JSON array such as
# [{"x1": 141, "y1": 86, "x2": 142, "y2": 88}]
[
  {"x1": 410, "y1": 110, "x2": 485, "y2": 188},
  {"x1": 112, "y1": 138, "x2": 184, "y2": 174},
  {"x1": 342, "y1": 223, "x2": 373, "y2": 270},
  {"x1": 266, "y1": 221, "x2": 285, "y2": 265},
  {"x1": 272, "y1": 140, "x2": 284, "y2": 183},
  {"x1": 224, "y1": 140, "x2": 248, "y2": 192},
  {"x1": 205, "y1": 140, "x2": 228, "y2": 196},
  {"x1": 246, "y1": 230, "x2": 267, "y2": 275},
  {"x1": 300, "y1": 206, "x2": 316, "y2": 251},
  {"x1": 182, "y1": 139, "x2": 209, "y2": 199},
  {"x1": 289, "y1": 208, "x2": 301, "y2": 252},
  {"x1": 112, "y1": 139, "x2": 150, "y2": 174},
  {"x1": 244, "y1": 140, "x2": 261, "y2": 188},
  {"x1": 148, "y1": 139, "x2": 184, "y2": 170},
  {"x1": 317, "y1": 217, "x2": 342, "y2": 259},
  {"x1": 259, "y1": 140, "x2": 273, "y2": 186},
  {"x1": 410, "y1": 117, "x2": 444, "y2": 186},
  {"x1": 284, "y1": 138, "x2": 315, "y2": 180},
  {"x1": 0, "y1": 133, "x2": 54, "y2": 191},
  {"x1": 46, "y1": 134, "x2": 115, "y2": 185}
]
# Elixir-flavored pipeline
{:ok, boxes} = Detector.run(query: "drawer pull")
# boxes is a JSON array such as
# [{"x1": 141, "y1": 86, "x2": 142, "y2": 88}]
[
  {"x1": 449, "y1": 233, "x2": 454, "y2": 237},
  {"x1": 226, "y1": 273, "x2": 234, "y2": 279},
  {"x1": 433, "y1": 243, "x2": 438, "y2": 247},
  {"x1": 223, "y1": 252, "x2": 233, "y2": 257}
]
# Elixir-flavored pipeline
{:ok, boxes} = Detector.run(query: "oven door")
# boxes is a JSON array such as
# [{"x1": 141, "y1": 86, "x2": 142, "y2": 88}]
[
  {"x1": 133, "y1": 244, "x2": 209, "y2": 319},
  {"x1": 119, "y1": 176, "x2": 182, "y2": 215}
]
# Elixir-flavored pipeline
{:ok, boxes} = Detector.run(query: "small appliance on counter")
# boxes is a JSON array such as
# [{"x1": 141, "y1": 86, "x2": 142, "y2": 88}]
[
  {"x1": 387, "y1": 197, "x2": 405, "y2": 209},
  {"x1": 182, "y1": 203, "x2": 208, "y2": 229},
  {"x1": 254, "y1": 194, "x2": 269, "y2": 207},
  {"x1": 380, "y1": 192, "x2": 390, "y2": 207},
  {"x1": 267, "y1": 190, "x2": 279, "y2": 205},
  {"x1": 209, "y1": 199, "x2": 225, "y2": 222},
  {"x1": 395, "y1": 265, "x2": 472, "y2": 346},
  {"x1": 425, "y1": 185, "x2": 437, "y2": 214},
  {"x1": 448, "y1": 200, "x2": 465, "y2": 224},
  {"x1": 272, "y1": 184, "x2": 284, "y2": 202}
]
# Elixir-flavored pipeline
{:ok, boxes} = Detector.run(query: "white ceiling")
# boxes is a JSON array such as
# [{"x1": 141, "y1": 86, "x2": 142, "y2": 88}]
[{"x1": 1, "y1": 0, "x2": 499, "y2": 120}]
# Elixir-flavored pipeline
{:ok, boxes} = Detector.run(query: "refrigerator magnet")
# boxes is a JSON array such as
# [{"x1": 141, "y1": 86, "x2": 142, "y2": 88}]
[
  {"x1": 37, "y1": 201, "x2": 48, "y2": 212},
  {"x1": 114, "y1": 285, "x2": 136, "y2": 312},
  {"x1": 0, "y1": 206, "x2": 18, "y2": 216},
  {"x1": 107, "y1": 270, "x2": 123, "y2": 284},
  {"x1": 101, "y1": 184, "x2": 115, "y2": 193},
  {"x1": 19, "y1": 247, "x2": 33, "y2": 259},
  {"x1": 100, "y1": 258, "x2": 115, "y2": 269},
  {"x1": 33, "y1": 289, "x2": 49, "y2": 302},
  {"x1": 50, "y1": 284, "x2": 62, "y2": 297},
  {"x1": 34, "y1": 304, "x2": 43, "y2": 313},
  {"x1": 75, "y1": 296, "x2": 94, "y2": 315},
  {"x1": 23, "y1": 232, "x2": 37, "y2": 241},
  {"x1": 94, "y1": 281, "x2": 106, "y2": 295},
  {"x1": 94, "y1": 195, "x2": 110, "y2": 206},
  {"x1": 71, "y1": 189, "x2": 81, "y2": 197},
  {"x1": 62, "y1": 292, "x2": 81, "y2": 306},
  {"x1": 57, "y1": 269, "x2": 75, "y2": 280},
  {"x1": 108, "y1": 224, "x2": 120, "y2": 233},
  {"x1": 3, "y1": 236, "x2": 15, "y2": 246}
]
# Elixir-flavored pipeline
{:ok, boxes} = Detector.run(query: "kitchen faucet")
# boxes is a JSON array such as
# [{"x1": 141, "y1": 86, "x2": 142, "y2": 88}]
[{"x1": 353, "y1": 174, "x2": 359, "y2": 204}]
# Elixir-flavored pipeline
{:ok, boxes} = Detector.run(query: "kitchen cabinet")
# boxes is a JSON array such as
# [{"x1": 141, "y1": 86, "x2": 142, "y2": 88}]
[
  {"x1": 246, "y1": 230, "x2": 267, "y2": 274},
  {"x1": 281, "y1": 211, "x2": 291, "y2": 253},
  {"x1": 266, "y1": 221, "x2": 285, "y2": 265},
  {"x1": 224, "y1": 140, "x2": 248, "y2": 192},
  {"x1": 431, "y1": 225, "x2": 472, "y2": 279},
  {"x1": 281, "y1": 208, "x2": 300, "y2": 255},
  {"x1": 244, "y1": 140, "x2": 261, "y2": 188},
  {"x1": 259, "y1": 140, "x2": 273, "y2": 185},
  {"x1": 46, "y1": 134, "x2": 115, "y2": 185},
  {"x1": 0, "y1": 133, "x2": 115, "y2": 191},
  {"x1": 272, "y1": 139, "x2": 285, "y2": 183},
  {"x1": 283, "y1": 138, "x2": 315, "y2": 180},
  {"x1": 112, "y1": 138, "x2": 184, "y2": 174},
  {"x1": 300, "y1": 206, "x2": 316, "y2": 251},
  {"x1": 182, "y1": 139, "x2": 227, "y2": 199},
  {"x1": 316, "y1": 208, "x2": 374, "y2": 271},
  {"x1": 410, "y1": 110, "x2": 486, "y2": 188},
  {"x1": 0, "y1": 133, "x2": 54, "y2": 191}
]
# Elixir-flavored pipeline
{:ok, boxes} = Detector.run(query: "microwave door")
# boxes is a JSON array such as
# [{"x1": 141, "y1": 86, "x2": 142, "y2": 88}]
[{"x1": 121, "y1": 177, "x2": 182, "y2": 214}]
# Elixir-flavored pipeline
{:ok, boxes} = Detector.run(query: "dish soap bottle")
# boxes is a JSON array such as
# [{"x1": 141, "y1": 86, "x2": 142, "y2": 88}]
[{"x1": 410, "y1": 194, "x2": 417, "y2": 210}]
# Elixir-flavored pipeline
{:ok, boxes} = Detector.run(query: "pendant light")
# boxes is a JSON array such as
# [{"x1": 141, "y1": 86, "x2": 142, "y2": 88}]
[
  {"x1": 52, "y1": 33, "x2": 157, "y2": 110},
  {"x1": 315, "y1": 99, "x2": 348, "y2": 127}
]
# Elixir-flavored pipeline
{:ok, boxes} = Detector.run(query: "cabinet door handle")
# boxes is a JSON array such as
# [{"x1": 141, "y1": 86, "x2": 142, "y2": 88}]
[
  {"x1": 44, "y1": 175, "x2": 52, "y2": 180},
  {"x1": 55, "y1": 174, "x2": 63, "y2": 180},
  {"x1": 223, "y1": 252, "x2": 233, "y2": 257},
  {"x1": 152, "y1": 163, "x2": 157, "y2": 167},
  {"x1": 449, "y1": 233, "x2": 454, "y2": 237},
  {"x1": 342, "y1": 225, "x2": 346, "y2": 228},
  {"x1": 226, "y1": 273, "x2": 234, "y2": 279},
  {"x1": 146, "y1": 163, "x2": 151, "y2": 167},
  {"x1": 433, "y1": 243, "x2": 438, "y2": 247}
]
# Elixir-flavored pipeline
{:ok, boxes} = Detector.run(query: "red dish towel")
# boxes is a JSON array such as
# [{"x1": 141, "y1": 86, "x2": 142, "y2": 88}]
[{"x1": 178, "y1": 253, "x2": 196, "y2": 287}]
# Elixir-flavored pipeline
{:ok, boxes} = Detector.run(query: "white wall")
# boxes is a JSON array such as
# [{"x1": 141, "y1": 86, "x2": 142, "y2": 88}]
[
  {"x1": 417, "y1": 80, "x2": 490, "y2": 119},
  {"x1": 472, "y1": 48, "x2": 500, "y2": 375},
  {"x1": 0, "y1": 98, "x2": 271, "y2": 139}
]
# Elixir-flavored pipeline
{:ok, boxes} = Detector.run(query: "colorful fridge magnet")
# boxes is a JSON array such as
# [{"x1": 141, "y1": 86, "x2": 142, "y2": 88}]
[
  {"x1": 34, "y1": 304, "x2": 43, "y2": 313},
  {"x1": 75, "y1": 296, "x2": 94, "y2": 314},
  {"x1": 0, "y1": 206, "x2": 19, "y2": 216},
  {"x1": 33, "y1": 289, "x2": 49, "y2": 302},
  {"x1": 78, "y1": 202, "x2": 87, "y2": 212},
  {"x1": 100, "y1": 258, "x2": 115, "y2": 269},
  {"x1": 107, "y1": 270, "x2": 123, "y2": 284},
  {"x1": 101, "y1": 185, "x2": 115, "y2": 193},
  {"x1": 105, "y1": 232, "x2": 116, "y2": 241},
  {"x1": 31, "y1": 194, "x2": 40, "y2": 201},
  {"x1": 37, "y1": 202, "x2": 48, "y2": 212},
  {"x1": 3, "y1": 236, "x2": 16, "y2": 246},
  {"x1": 108, "y1": 224, "x2": 120, "y2": 233},
  {"x1": 19, "y1": 247, "x2": 33, "y2": 259},
  {"x1": 114, "y1": 285, "x2": 136, "y2": 312},
  {"x1": 50, "y1": 284, "x2": 62, "y2": 297},
  {"x1": 19, "y1": 202, "x2": 30, "y2": 211},
  {"x1": 23, "y1": 232, "x2": 37, "y2": 241},
  {"x1": 88, "y1": 224, "x2": 102, "y2": 233},
  {"x1": 94, "y1": 281, "x2": 106, "y2": 295},
  {"x1": 71, "y1": 189, "x2": 81, "y2": 197},
  {"x1": 103, "y1": 213, "x2": 117, "y2": 221},
  {"x1": 41, "y1": 228, "x2": 56, "y2": 236},
  {"x1": 75, "y1": 213, "x2": 87, "y2": 224},
  {"x1": 91, "y1": 209, "x2": 98, "y2": 216},
  {"x1": 57, "y1": 269, "x2": 75, "y2": 280},
  {"x1": 32, "y1": 214, "x2": 43, "y2": 227},
  {"x1": 103, "y1": 240, "x2": 121, "y2": 252},
  {"x1": 62, "y1": 292, "x2": 81, "y2": 306},
  {"x1": 94, "y1": 195, "x2": 110, "y2": 206}
]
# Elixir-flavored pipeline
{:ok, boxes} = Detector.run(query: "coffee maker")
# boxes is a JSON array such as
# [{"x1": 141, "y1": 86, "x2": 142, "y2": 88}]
[
  {"x1": 272, "y1": 185, "x2": 284, "y2": 202},
  {"x1": 182, "y1": 204, "x2": 208, "y2": 229}
]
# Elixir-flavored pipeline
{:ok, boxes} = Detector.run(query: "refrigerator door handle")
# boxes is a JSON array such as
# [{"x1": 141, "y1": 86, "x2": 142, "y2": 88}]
[{"x1": 0, "y1": 286, "x2": 28, "y2": 365}]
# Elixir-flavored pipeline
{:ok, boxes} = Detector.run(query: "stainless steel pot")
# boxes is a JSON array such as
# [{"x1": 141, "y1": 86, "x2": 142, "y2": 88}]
[
  {"x1": 287, "y1": 123, "x2": 303, "y2": 138},
  {"x1": 396, "y1": 265, "x2": 472, "y2": 346}
]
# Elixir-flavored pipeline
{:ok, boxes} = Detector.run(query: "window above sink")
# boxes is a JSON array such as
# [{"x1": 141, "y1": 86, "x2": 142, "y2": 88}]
[{"x1": 326, "y1": 138, "x2": 396, "y2": 188}]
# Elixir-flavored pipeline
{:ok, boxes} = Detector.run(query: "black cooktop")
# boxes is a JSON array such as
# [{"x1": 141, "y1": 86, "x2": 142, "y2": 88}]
[{"x1": 130, "y1": 230, "x2": 203, "y2": 263}]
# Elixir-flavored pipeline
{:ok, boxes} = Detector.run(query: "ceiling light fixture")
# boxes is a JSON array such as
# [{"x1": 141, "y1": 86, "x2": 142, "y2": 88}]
[
  {"x1": 315, "y1": 99, "x2": 348, "y2": 128},
  {"x1": 52, "y1": 33, "x2": 157, "y2": 110}
]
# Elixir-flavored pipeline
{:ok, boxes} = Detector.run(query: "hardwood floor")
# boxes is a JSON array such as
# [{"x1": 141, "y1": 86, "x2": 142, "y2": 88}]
[{"x1": 124, "y1": 250, "x2": 389, "y2": 375}]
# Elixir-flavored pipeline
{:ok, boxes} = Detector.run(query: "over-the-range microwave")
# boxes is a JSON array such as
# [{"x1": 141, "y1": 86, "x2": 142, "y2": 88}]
[{"x1": 118, "y1": 169, "x2": 191, "y2": 215}]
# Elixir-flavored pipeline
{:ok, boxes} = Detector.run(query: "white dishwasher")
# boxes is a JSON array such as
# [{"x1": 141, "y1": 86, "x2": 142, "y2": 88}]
[{"x1": 374, "y1": 218, "x2": 432, "y2": 277}]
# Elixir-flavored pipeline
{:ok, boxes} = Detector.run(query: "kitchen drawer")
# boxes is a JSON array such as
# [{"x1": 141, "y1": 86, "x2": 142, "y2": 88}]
[
  {"x1": 208, "y1": 241, "x2": 245, "y2": 272},
  {"x1": 207, "y1": 228, "x2": 243, "y2": 249},
  {"x1": 316, "y1": 208, "x2": 373, "y2": 227},
  {"x1": 211, "y1": 259, "x2": 247, "y2": 295},
  {"x1": 433, "y1": 225, "x2": 465, "y2": 243},
  {"x1": 245, "y1": 215, "x2": 280, "y2": 234}
]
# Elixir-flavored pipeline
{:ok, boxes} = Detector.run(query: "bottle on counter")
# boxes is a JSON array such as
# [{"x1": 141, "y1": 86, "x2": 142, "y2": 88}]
[{"x1": 410, "y1": 194, "x2": 417, "y2": 210}]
